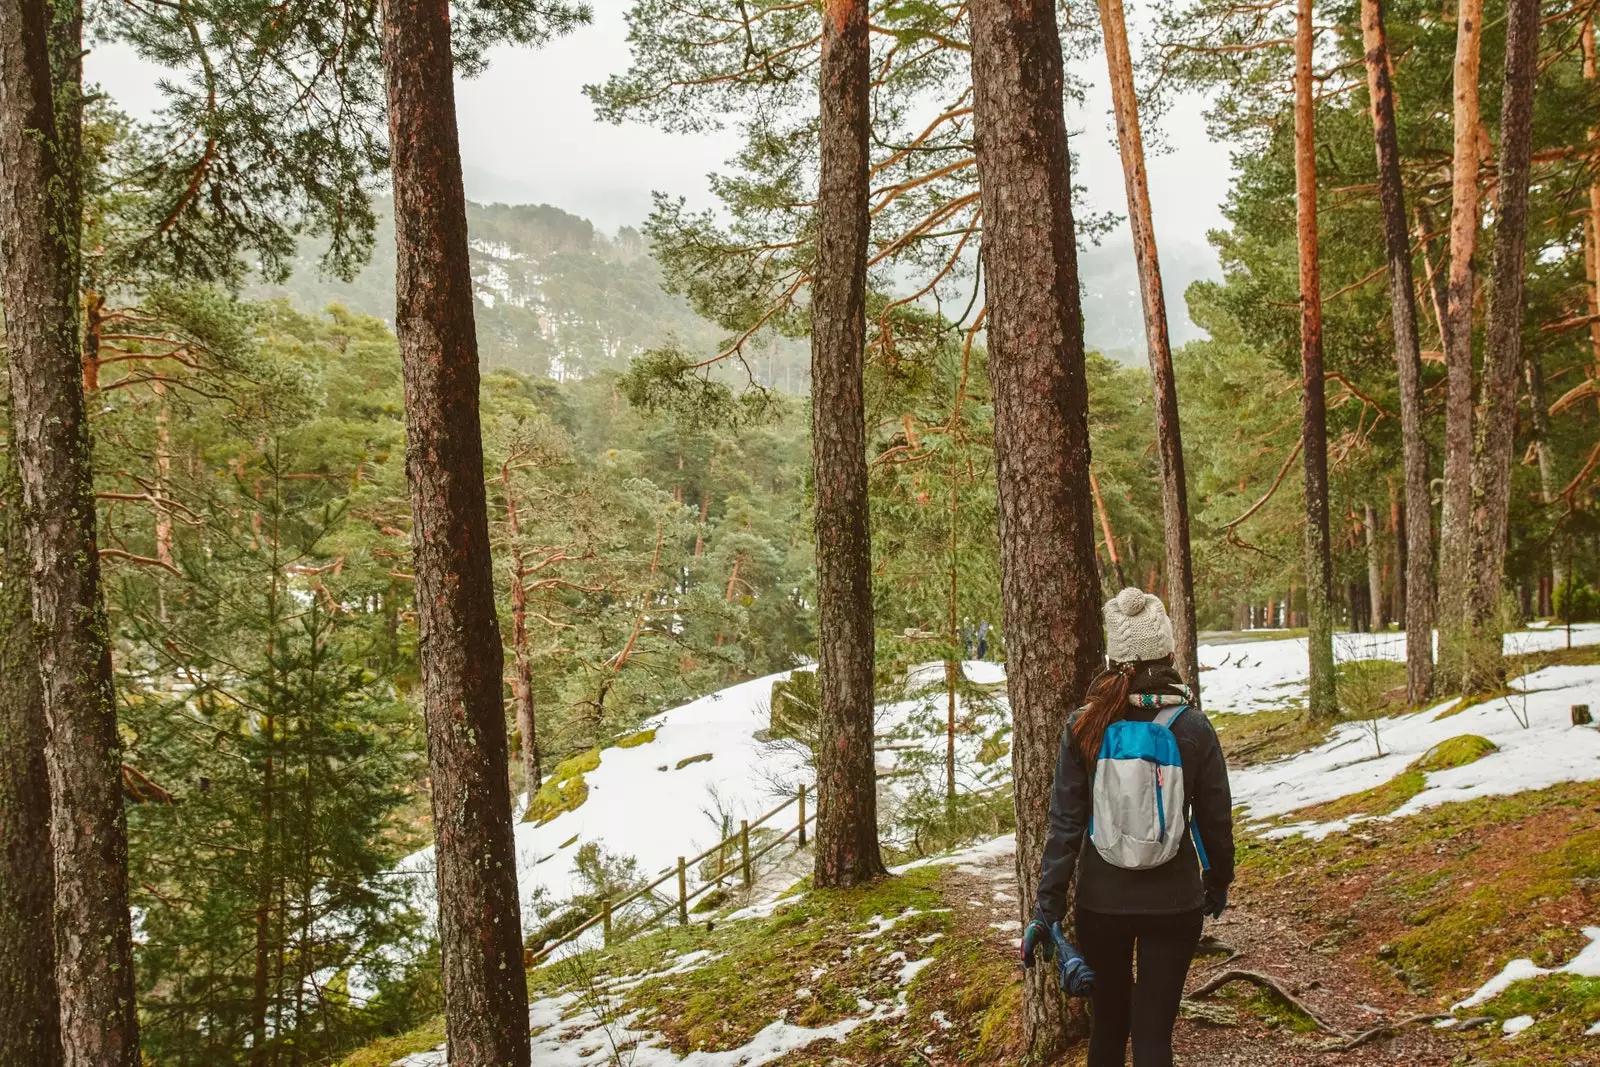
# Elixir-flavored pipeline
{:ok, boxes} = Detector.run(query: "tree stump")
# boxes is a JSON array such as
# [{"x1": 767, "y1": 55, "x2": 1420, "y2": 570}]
[{"x1": 1574, "y1": 704, "x2": 1593, "y2": 726}]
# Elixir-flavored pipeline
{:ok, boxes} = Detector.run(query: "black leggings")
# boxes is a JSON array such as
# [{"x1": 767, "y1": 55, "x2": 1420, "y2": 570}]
[{"x1": 1076, "y1": 907, "x2": 1204, "y2": 1067}]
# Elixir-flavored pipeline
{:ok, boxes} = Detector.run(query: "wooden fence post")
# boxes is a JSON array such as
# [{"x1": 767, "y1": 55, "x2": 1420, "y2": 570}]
[
  {"x1": 798, "y1": 784, "x2": 807, "y2": 847},
  {"x1": 603, "y1": 897, "x2": 612, "y2": 946},
  {"x1": 678, "y1": 856, "x2": 689, "y2": 924},
  {"x1": 741, "y1": 819, "x2": 752, "y2": 888}
]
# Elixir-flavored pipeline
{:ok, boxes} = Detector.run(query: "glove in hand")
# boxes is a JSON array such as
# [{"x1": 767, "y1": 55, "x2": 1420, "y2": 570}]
[
  {"x1": 1019, "y1": 918, "x2": 1096, "y2": 997},
  {"x1": 1047, "y1": 923, "x2": 1096, "y2": 998},
  {"x1": 1204, "y1": 883, "x2": 1229, "y2": 920},
  {"x1": 1020, "y1": 919, "x2": 1052, "y2": 969}
]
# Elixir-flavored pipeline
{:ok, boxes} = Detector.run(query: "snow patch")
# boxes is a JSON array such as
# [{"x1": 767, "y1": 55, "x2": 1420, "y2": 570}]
[
  {"x1": 1237, "y1": 663, "x2": 1600, "y2": 835},
  {"x1": 1452, "y1": 927, "x2": 1600, "y2": 1010},
  {"x1": 1501, "y1": 1014, "x2": 1535, "y2": 1037}
]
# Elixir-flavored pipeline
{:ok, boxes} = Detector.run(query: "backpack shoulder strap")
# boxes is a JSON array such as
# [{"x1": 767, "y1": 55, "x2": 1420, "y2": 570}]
[{"x1": 1153, "y1": 704, "x2": 1189, "y2": 730}]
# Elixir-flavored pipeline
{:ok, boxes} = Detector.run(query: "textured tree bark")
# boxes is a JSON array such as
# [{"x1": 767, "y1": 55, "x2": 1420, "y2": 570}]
[
  {"x1": 1585, "y1": 20, "x2": 1600, "y2": 375},
  {"x1": 0, "y1": 2, "x2": 141, "y2": 1063},
  {"x1": 811, "y1": 0, "x2": 885, "y2": 890},
  {"x1": 379, "y1": 0, "x2": 532, "y2": 1061},
  {"x1": 1361, "y1": 0, "x2": 1434, "y2": 699},
  {"x1": 1462, "y1": 0, "x2": 1539, "y2": 693},
  {"x1": 1436, "y1": 0, "x2": 1483, "y2": 687},
  {"x1": 968, "y1": 0, "x2": 1103, "y2": 1052},
  {"x1": 1365, "y1": 503, "x2": 1384, "y2": 629},
  {"x1": 1095, "y1": 0, "x2": 1199, "y2": 696},
  {"x1": 500, "y1": 471, "x2": 542, "y2": 792},
  {"x1": 1294, "y1": 0, "x2": 1338, "y2": 718},
  {"x1": 0, "y1": 389, "x2": 63, "y2": 1067}
]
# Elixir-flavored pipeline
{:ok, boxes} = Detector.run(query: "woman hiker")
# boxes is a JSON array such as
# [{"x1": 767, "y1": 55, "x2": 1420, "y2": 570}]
[{"x1": 1020, "y1": 587, "x2": 1236, "y2": 1067}]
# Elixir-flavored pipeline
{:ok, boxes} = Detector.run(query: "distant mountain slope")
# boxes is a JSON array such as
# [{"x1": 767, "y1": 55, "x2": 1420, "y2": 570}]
[
  {"x1": 255, "y1": 199, "x2": 1216, "y2": 382},
  {"x1": 250, "y1": 199, "x2": 759, "y2": 381}
]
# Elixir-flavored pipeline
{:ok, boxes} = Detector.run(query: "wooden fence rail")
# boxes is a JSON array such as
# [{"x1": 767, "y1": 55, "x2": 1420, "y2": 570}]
[{"x1": 526, "y1": 782, "x2": 813, "y2": 966}]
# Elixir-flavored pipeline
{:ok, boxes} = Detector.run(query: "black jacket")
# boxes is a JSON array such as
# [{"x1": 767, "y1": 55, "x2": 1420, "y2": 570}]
[{"x1": 1034, "y1": 664, "x2": 1235, "y2": 921}]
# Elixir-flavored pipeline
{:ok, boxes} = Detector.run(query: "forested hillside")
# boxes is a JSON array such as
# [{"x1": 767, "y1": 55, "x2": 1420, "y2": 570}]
[
  {"x1": 6, "y1": 0, "x2": 1600, "y2": 1062},
  {"x1": 248, "y1": 199, "x2": 810, "y2": 387}
]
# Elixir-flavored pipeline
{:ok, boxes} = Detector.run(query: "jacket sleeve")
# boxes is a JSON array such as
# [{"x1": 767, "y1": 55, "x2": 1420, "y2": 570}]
[
  {"x1": 1033, "y1": 720, "x2": 1091, "y2": 925},
  {"x1": 1188, "y1": 712, "x2": 1236, "y2": 889}
]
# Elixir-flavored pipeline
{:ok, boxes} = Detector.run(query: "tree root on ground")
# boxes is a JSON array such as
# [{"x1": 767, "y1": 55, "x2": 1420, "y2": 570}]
[
  {"x1": 1187, "y1": 968, "x2": 1348, "y2": 1036},
  {"x1": 1332, "y1": 1013, "x2": 1455, "y2": 1050},
  {"x1": 1188, "y1": 968, "x2": 1474, "y2": 1052}
]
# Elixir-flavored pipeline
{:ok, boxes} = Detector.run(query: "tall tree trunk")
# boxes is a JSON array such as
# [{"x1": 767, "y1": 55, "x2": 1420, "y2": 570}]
[
  {"x1": 0, "y1": 381, "x2": 63, "y2": 1067},
  {"x1": 946, "y1": 449, "x2": 960, "y2": 808},
  {"x1": 1095, "y1": 0, "x2": 1200, "y2": 693},
  {"x1": 1363, "y1": 0, "x2": 1434, "y2": 697},
  {"x1": 1364, "y1": 503, "x2": 1384, "y2": 629},
  {"x1": 0, "y1": 2, "x2": 141, "y2": 1063},
  {"x1": 378, "y1": 0, "x2": 531, "y2": 1061},
  {"x1": 1294, "y1": 0, "x2": 1338, "y2": 717},
  {"x1": 811, "y1": 0, "x2": 884, "y2": 890},
  {"x1": 969, "y1": 0, "x2": 1104, "y2": 1052},
  {"x1": 1585, "y1": 19, "x2": 1600, "y2": 373},
  {"x1": 500, "y1": 471, "x2": 542, "y2": 792},
  {"x1": 1089, "y1": 467, "x2": 1127, "y2": 588},
  {"x1": 1437, "y1": 0, "x2": 1484, "y2": 687},
  {"x1": 1463, "y1": 0, "x2": 1539, "y2": 693}
]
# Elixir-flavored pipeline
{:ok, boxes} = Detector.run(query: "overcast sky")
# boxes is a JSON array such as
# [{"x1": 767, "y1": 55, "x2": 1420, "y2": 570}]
[{"x1": 85, "y1": 0, "x2": 1234, "y2": 265}]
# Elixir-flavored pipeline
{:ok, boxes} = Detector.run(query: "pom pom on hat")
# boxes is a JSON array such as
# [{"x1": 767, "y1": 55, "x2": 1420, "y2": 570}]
[{"x1": 1104, "y1": 587, "x2": 1175, "y2": 664}]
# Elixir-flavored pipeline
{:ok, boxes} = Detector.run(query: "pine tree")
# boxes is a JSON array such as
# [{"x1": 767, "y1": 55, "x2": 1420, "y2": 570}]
[
  {"x1": 1294, "y1": 0, "x2": 1338, "y2": 718},
  {"x1": 969, "y1": 0, "x2": 1104, "y2": 1052},
  {"x1": 0, "y1": 0, "x2": 141, "y2": 1061},
  {"x1": 0, "y1": 375, "x2": 63, "y2": 1066},
  {"x1": 1437, "y1": 0, "x2": 1485, "y2": 686},
  {"x1": 378, "y1": 0, "x2": 534, "y2": 1059},
  {"x1": 1464, "y1": 0, "x2": 1541, "y2": 691},
  {"x1": 811, "y1": 0, "x2": 885, "y2": 889},
  {"x1": 1359, "y1": 0, "x2": 1434, "y2": 700},
  {"x1": 1095, "y1": 0, "x2": 1200, "y2": 692}
]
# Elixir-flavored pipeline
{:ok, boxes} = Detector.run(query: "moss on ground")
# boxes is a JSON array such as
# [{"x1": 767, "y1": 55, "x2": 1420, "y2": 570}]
[
  {"x1": 335, "y1": 1018, "x2": 444, "y2": 1067},
  {"x1": 1240, "y1": 781, "x2": 1600, "y2": 999},
  {"x1": 1292, "y1": 769, "x2": 1427, "y2": 822},
  {"x1": 1211, "y1": 707, "x2": 1340, "y2": 766},
  {"x1": 1461, "y1": 973, "x2": 1600, "y2": 1063},
  {"x1": 523, "y1": 748, "x2": 599, "y2": 824},
  {"x1": 614, "y1": 728, "x2": 657, "y2": 749},
  {"x1": 1411, "y1": 734, "x2": 1497, "y2": 772}
]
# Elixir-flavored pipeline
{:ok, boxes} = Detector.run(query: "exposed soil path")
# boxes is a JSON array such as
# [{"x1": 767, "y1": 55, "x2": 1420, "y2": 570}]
[{"x1": 921, "y1": 840, "x2": 1465, "y2": 1066}]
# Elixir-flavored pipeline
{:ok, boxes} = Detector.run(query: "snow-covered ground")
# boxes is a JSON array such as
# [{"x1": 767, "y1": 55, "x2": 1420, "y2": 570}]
[
  {"x1": 394, "y1": 662, "x2": 1010, "y2": 937},
  {"x1": 1236, "y1": 660, "x2": 1600, "y2": 837},
  {"x1": 391, "y1": 625, "x2": 1600, "y2": 935},
  {"x1": 1199, "y1": 623, "x2": 1600, "y2": 716},
  {"x1": 395, "y1": 671, "x2": 811, "y2": 936}
]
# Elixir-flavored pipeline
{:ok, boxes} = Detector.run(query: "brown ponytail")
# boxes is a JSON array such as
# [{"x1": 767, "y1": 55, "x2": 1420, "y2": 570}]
[{"x1": 1071, "y1": 661, "x2": 1135, "y2": 764}]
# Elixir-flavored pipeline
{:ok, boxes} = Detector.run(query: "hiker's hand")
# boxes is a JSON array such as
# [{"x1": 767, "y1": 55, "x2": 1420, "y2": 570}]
[
  {"x1": 1204, "y1": 883, "x2": 1229, "y2": 920},
  {"x1": 1049, "y1": 924, "x2": 1096, "y2": 997},
  {"x1": 1021, "y1": 919, "x2": 1054, "y2": 968}
]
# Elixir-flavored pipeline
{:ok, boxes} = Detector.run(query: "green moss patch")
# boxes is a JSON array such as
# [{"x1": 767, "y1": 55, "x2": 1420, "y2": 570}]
[
  {"x1": 1239, "y1": 780, "x2": 1600, "y2": 1005},
  {"x1": 614, "y1": 728, "x2": 657, "y2": 749},
  {"x1": 523, "y1": 748, "x2": 600, "y2": 824},
  {"x1": 1461, "y1": 974, "x2": 1600, "y2": 1062},
  {"x1": 1291, "y1": 769, "x2": 1427, "y2": 823},
  {"x1": 335, "y1": 1018, "x2": 444, "y2": 1067},
  {"x1": 1411, "y1": 734, "x2": 1498, "y2": 772},
  {"x1": 544, "y1": 864, "x2": 951, "y2": 1056}
]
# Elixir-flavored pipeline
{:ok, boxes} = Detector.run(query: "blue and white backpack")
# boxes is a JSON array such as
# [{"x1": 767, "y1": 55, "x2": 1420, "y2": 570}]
[{"x1": 1088, "y1": 705, "x2": 1192, "y2": 870}]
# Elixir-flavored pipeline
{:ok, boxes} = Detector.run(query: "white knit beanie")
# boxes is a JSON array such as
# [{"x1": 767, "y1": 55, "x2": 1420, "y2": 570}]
[{"x1": 1103, "y1": 587, "x2": 1175, "y2": 664}]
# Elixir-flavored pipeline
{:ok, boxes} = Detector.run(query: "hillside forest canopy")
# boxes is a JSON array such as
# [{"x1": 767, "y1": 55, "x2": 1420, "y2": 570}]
[{"x1": 1, "y1": 0, "x2": 1599, "y2": 1062}]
